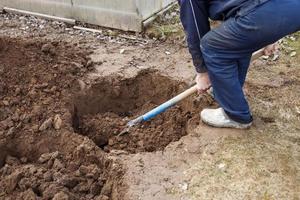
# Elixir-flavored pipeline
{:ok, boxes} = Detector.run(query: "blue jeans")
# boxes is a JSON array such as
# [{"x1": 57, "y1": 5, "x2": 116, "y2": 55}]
[{"x1": 201, "y1": 0, "x2": 300, "y2": 123}]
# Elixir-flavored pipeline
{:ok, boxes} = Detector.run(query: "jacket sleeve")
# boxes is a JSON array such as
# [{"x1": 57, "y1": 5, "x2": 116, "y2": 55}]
[{"x1": 179, "y1": 0, "x2": 210, "y2": 73}]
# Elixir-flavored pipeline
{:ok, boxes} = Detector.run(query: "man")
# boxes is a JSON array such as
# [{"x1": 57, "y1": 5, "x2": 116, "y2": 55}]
[{"x1": 179, "y1": 0, "x2": 300, "y2": 129}]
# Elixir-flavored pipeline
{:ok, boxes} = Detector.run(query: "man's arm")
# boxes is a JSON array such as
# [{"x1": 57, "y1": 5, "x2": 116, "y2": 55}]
[{"x1": 179, "y1": 0, "x2": 210, "y2": 73}]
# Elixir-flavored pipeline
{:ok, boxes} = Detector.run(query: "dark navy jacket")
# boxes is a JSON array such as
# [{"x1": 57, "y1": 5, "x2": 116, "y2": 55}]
[{"x1": 179, "y1": 0, "x2": 270, "y2": 73}]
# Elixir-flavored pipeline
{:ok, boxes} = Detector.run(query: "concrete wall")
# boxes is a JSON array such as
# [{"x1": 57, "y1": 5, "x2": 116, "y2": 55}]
[
  {"x1": 136, "y1": 0, "x2": 175, "y2": 20},
  {"x1": 0, "y1": 0, "x2": 176, "y2": 31},
  {"x1": 72, "y1": 0, "x2": 142, "y2": 31},
  {"x1": 1, "y1": 0, "x2": 73, "y2": 18}
]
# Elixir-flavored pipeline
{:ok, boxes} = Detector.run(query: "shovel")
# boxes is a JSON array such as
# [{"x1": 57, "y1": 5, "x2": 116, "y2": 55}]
[{"x1": 120, "y1": 49, "x2": 264, "y2": 135}]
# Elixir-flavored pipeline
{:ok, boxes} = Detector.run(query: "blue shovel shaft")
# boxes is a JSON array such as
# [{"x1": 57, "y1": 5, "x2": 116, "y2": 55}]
[
  {"x1": 126, "y1": 49, "x2": 264, "y2": 127},
  {"x1": 127, "y1": 85, "x2": 198, "y2": 127}
]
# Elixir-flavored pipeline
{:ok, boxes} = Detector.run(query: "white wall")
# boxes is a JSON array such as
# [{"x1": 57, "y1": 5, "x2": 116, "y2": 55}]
[{"x1": 0, "y1": 0, "x2": 176, "y2": 31}]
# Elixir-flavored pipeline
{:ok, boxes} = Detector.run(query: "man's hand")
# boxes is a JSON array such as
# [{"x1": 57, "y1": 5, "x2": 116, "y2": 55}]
[
  {"x1": 196, "y1": 72, "x2": 211, "y2": 94},
  {"x1": 263, "y1": 42, "x2": 279, "y2": 56}
]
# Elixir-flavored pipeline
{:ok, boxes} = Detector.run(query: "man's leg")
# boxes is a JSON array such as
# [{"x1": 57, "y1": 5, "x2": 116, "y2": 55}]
[
  {"x1": 200, "y1": 0, "x2": 300, "y2": 124},
  {"x1": 238, "y1": 55, "x2": 252, "y2": 87}
]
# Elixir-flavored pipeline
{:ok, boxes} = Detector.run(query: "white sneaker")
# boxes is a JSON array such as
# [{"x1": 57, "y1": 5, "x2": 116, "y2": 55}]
[{"x1": 200, "y1": 108, "x2": 252, "y2": 129}]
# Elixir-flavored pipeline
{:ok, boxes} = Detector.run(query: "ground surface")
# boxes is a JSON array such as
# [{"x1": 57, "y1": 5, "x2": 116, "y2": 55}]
[{"x1": 0, "y1": 7, "x2": 299, "y2": 200}]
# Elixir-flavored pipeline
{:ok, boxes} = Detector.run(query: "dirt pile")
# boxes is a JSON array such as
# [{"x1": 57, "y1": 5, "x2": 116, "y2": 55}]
[
  {"x1": 0, "y1": 148, "x2": 111, "y2": 199},
  {"x1": 0, "y1": 37, "x2": 123, "y2": 200}
]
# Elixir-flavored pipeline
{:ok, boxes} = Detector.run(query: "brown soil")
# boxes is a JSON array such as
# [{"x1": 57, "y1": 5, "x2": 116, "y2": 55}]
[
  {"x1": 0, "y1": 36, "x2": 211, "y2": 199},
  {"x1": 0, "y1": 37, "x2": 122, "y2": 200},
  {"x1": 73, "y1": 71, "x2": 206, "y2": 153},
  {"x1": 3, "y1": 11, "x2": 297, "y2": 199}
]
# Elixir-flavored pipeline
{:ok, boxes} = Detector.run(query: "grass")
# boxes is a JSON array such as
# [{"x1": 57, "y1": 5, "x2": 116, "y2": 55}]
[
  {"x1": 145, "y1": 4, "x2": 185, "y2": 40},
  {"x1": 286, "y1": 32, "x2": 300, "y2": 53}
]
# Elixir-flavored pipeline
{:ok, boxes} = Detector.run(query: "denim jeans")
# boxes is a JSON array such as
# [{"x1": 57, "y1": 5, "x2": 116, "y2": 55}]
[{"x1": 200, "y1": 0, "x2": 300, "y2": 123}]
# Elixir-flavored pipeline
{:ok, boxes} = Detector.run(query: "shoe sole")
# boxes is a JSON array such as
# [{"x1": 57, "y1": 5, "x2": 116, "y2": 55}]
[{"x1": 201, "y1": 118, "x2": 252, "y2": 129}]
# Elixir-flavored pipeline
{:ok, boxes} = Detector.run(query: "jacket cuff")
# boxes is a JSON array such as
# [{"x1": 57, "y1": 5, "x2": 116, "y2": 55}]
[{"x1": 193, "y1": 58, "x2": 207, "y2": 73}]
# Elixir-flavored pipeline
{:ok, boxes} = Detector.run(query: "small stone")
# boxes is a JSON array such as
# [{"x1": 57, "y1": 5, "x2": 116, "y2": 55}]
[
  {"x1": 179, "y1": 182, "x2": 189, "y2": 191},
  {"x1": 217, "y1": 163, "x2": 227, "y2": 172},
  {"x1": 53, "y1": 115, "x2": 62, "y2": 130},
  {"x1": 272, "y1": 54, "x2": 279, "y2": 61},
  {"x1": 108, "y1": 138, "x2": 115, "y2": 146},
  {"x1": 289, "y1": 36, "x2": 296, "y2": 41},
  {"x1": 290, "y1": 51, "x2": 297, "y2": 57},
  {"x1": 39, "y1": 117, "x2": 53, "y2": 131},
  {"x1": 120, "y1": 49, "x2": 125, "y2": 54}
]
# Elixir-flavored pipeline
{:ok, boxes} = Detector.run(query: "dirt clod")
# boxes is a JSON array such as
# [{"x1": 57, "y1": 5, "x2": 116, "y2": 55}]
[
  {"x1": 21, "y1": 189, "x2": 37, "y2": 200},
  {"x1": 39, "y1": 117, "x2": 53, "y2": 131},
  {"x1": 4, "y1": 171, "x2": 23, "y2": 193},
  {"x1": 41, "y1": 43, "x2": 56, "y2": 55},
  {"x1": 53, "y1": 114, "x2": 63, "y2": 130},
  {"x1": 53, "y1": 191, "x2": 70, "y2": 200}
]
